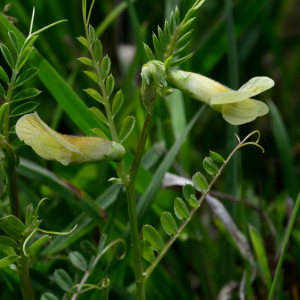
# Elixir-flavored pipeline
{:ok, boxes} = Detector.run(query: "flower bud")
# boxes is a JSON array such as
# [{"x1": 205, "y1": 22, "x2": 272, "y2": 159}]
[
  {"x1": 166, "y1": 70, "x2": 274, "y2": 125},
  {"x1": 16, "y1": 112, "x2": 125, "y2": 165},
  {"x1": 141, "y1": 60, "x2": 171, "y2": 112}
]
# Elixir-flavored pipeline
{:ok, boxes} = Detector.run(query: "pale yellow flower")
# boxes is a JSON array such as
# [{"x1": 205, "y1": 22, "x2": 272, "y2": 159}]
[
  {"x1": 16, "y1": 112, "x2": 125, "y2": 165},
  {"x1": 166, "y1": 70, "x2": 274, "y2": 125}
]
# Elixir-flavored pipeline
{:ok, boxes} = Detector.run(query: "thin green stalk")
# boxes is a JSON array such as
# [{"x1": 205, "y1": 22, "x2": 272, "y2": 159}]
[
  {"x1": 85, "y1": 18, "x2": 147, "y2": 299},
  {"x1": 3, "y1": 143, "x2": 21, "y2": 219},
  {"x1": 268, "y1": 192, "x2": 300, "y2": 300},
  {"x1": 141, "y1": 131, "x2": 261, "y2": 286},
  {"x1": 19, "y1": 239, "x2": 35, "y2": 300}
]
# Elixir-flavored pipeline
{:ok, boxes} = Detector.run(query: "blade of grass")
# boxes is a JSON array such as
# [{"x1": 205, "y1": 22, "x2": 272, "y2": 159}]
[
  {"x1": 268, "y1": 100, "x2": 297, "y2": 200},
  {"x1": 268, "y1": 192, "x2": 300, "y2": 300},
  {"x1": 249, "y1": 224, "x2": 272, "y2": 291}
]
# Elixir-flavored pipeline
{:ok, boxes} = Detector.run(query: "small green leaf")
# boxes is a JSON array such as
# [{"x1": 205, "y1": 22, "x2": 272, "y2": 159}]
[
  {"x1": 23, "y1": 35, "x2": 38, "y2": 49},
  {"x1": 27, "y1": 235, "x2": 50, "y2": 254},
  {"x1": 0, "y1": 223, "x2": 21, "y2": 240},
  {"x1": 77, "y1": 36, "x2": 89, "y2": 48},
  {"x1": 164, "y1": 20, "x2": 171, "y2": 45},
  {"x1": 189, "y1": 195, "x2": 199, "y2": 207},
  {"x1": 0, "y1": 44, "x2": 14, "y2": 69},
  {"x1": 89, "y1": 107, "x2": 108, "y2": 125},
  {"x1": 144, "y1": 43, "x2": 155, "y2": 61},
  {"x1": 174, "y1": 197, "x2": 189, "y2": 219},
  {"x1": 153, "y1": 33, "x2": 163, "y2": 61},
  {"x1": 209, "y1": 151, "x2": 225, "y2": 163},
  {"x1": 0, "y1": 83, "x2": 6, "y2": 96},
  {"x1": 54, "y1": 269, "x2": 74, "y2": 292},
  {"x1": 41, "y1": 293, "x2": 59, "y2": 300},
  {"x1": 17, "y1": 47, "x2": 33, "y2": 71},
  {"x1": 10, "y1": 138, "x2": 26, "y2": 149},
  {"x1": 170, "y1": 52, "x2": 194, "y2": 67},
  {"x1": 175, "y1": 30, "x2": 194, "y2": 49},
  {"x1": 0, "y1": 103, "x2": 9, "y2": 129},
  {"x1": 138, "y1": 239, "x2": 155, "y2": 263},
  {"x1": 108, "y1": 177, "x2": 122, "y2": 184},
  {"x1": 101, "y1": 56, "x2": 111, "y2": 79},
  {"x1": 112, "y1": 90, "x2": 123, "y2": 117},
  {"x1": 119, "y1": 116, "x2": 135, "y2": 143},
  {"x1": 157, "y1": 26, "x2": 167, "y2": 53},
  {"x1": 78, "y1": 57, "x2": 94, "y2": 67},
  {"x1": 15, "y1": 68, "x2": 39, "y2": 87},
  {"x1": 175, "y1": 6, "x2": 179, "y2": 26},
  {"x1": 172, "y1": 41, "x2": 192, "y2": 57},
  {"x1": 0, "y1": 66, "x2": 9, "y2": 84},
  {"x1": 203, "y1": 157, "x2": 219, "y2": 175},
  {"x1": 69, "y1": 251, "x2": 87, "y2": 272},
  {"x1": 94, "y1": 39, "x2": 102, "y2": 62},
  {"x1": 89, "y1": 25, "x2": 96, "y2": 45},
  {"x1": 182, "y1": 184, "x2": 196, "y2": 202},
  {"x1": 83, "y1": 71, "x2": 99, "y2": 83},
  {"x1": 84, "y1": 88, "x2": 103, "y2": 103},
  {"x1": 8, "y1": 31, "x2": 19, "y2": 53},
  {"x1": 90, "y1": 128, "x2": 108, "y2": 139},
  {"x1": 142, "y1": 225, "x2": 165, "y2": 251},
  {"x1": 98, "y1": 234, "x2": 107, "y2": 252},
  {"x1": 0, "y1": 215, "x2": 25, "y2": 233},
  {"x1": 164, "y1": 55, "x2": 173, "y2": 71},
  {"x1": 160, "y1": 212, "x2": 178, "y2": 235},
  {"x1": 106, "y1": 74, "x2": 115, "y2": 96},
  {"x1": 178, "y1": 17, "x2": 196, "y2": 36},
  {"x1": 88, "y1": 256, "x2": 96, "y2": 273},
  {"x1": 25, "y1": 204, "x2": 34, "y2": 228},
  {"x1": 10, "y1": 101, "x2": 39, "y2": 117},
  {"x1": 13, "y1": 88, "x2": 41, "y2": 102},
  {"x1": 80, "y1": 240, "x2": 98, "y2": 254},
  {"x1": 170, "y1": 11, "x2": 175, "y2": 34},
  {"x1": 0, "y1": 255, "x2": 18, "y2": 269},
  {"x1": 0, "y1": 236, "x2": 19, "y2": 248},
  {"x1": 192, "y1": 172, "x2": 208, "y2": 191}
]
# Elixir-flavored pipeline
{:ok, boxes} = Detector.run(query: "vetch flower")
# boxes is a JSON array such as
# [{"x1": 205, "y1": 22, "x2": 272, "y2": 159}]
[
  {"x1": 166, "y1": 70, "x2": 274, "y2": 125},
  {"x1": 16, "y1": 112, "x2": 125, "y2": 166}
]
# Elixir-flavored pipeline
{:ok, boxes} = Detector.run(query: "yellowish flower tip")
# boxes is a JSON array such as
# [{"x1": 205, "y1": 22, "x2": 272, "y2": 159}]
[
  {"x1": 15, "y1": 112, "x2": 125, "y2": 166},
  {"x1": 166, "y1": 70, "x2": 274, "y2": 125}
]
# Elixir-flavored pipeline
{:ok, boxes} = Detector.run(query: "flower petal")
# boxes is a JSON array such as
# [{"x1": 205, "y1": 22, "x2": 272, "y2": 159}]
[
  {"x1": 210, "y1": 91, "x2": 254, "y2": 106},
  {"x1": 15, "y1": 113, "x2": 45, "y2": 145},
  {"x1": 251, "y1": 99, "x2": 269, "y2": 116},
  {"x1": 238, "y1": 77, "x2": 274, "y2": 96},
  {"x1": 31, "y1": 132, "x2": 76, "y2": 166},
  {"x1": 33, "y1": 113, "x2": 83, "y2": 155},
  {"x1": 222, "y1": 99, "x2": 259, "y2": 125}
]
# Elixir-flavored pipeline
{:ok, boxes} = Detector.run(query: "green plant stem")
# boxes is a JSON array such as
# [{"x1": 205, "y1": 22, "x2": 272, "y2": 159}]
[
  {"x1": 19, "y1": 239, "x2": 35, "y2": 300},
  {"x1": 3, "y1": 143, "x2": 21, "y2": 219},
  {"x1": 87, "y1": 43, "x2": 128, "y2": 183},
  {"x1": 86, "y1": 25, "x2": 148, "y2": 299},
  {"x1": 125, "y1": 104, "x2": 156, "y2": 300},
  {"x1": 268, "y1": 192, "x2": 300, "y2": 300},
  {"x1": 141, "y1": 132, "x2": 260, "y2": 286}
]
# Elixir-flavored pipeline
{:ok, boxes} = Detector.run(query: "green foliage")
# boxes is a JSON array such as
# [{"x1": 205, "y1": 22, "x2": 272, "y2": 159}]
[{"x1": 0, "y1": 0, "x2": 299, "y2": 299}]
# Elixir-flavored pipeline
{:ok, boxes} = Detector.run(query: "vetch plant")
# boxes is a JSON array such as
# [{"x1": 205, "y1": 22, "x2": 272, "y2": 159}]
[{"x1": 1, "y1": 1, "x2": 298, "y2": 300}]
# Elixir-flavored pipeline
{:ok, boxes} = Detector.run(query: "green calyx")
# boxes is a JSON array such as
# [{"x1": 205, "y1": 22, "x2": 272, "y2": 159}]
[{"x1": 141, "y1": 60, "x2": 172, "y2": 112}]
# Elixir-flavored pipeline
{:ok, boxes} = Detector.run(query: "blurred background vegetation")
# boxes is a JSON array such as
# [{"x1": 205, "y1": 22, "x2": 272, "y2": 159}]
[{"x1": 0, "y1": 0, "x2": 299, "y2": 299}]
